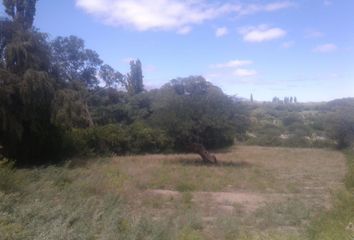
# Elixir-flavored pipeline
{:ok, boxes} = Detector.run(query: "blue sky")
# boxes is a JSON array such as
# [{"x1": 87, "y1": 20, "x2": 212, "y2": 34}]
[{"x1": 1, "y1": 0, "x2": 354, "y2": 101}]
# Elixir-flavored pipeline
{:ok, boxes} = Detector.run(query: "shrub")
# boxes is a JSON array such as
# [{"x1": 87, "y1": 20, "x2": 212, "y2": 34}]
[
  {"x1": 282, "y1": 113, "x2": 303, "y2": 127},
  {"x1": 328, "y1": 112, "x2": 354, "y2": 149},
  {"x1": 64, "y1": 123, "x2": 173, "y2": 156},
  {"x1": 127, "y1": 122, "x2": 173, "y2": 153}
]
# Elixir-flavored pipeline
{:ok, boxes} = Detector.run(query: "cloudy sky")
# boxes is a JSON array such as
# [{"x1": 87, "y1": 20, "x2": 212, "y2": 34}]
[{"x1": 2, "y1": 0, "x2": 354, "y2": 101}]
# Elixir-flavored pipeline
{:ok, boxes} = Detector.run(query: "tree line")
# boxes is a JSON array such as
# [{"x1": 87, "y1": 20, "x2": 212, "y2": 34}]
[{"x1": 0, "y1": 0, "x2": 249, "y2": 165}]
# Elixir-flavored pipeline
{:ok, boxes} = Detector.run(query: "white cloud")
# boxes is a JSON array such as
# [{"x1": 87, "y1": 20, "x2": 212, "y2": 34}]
[
  {"x1": 313, "y1": 43, "x2": 338, "y2": 53},
  {"x1": 177, "y1": 26, "x2": 192, "y2": 35},
  {"x1": 76, "y1": 0, "x2": 234, "y2": 33},
  {"x1": 215, "y1": 27, "x2": 228, "y2": 37},
  {"x1": 209, "y1": 60, "x2": 257, "y2": 79},
  {"x1": 239, "y1": 25, "x2": 286, "y2": 42},
  {"x1": 234, "y1": 68, "x2": 257, "y2": 77},
  {"x1": 239, "y1": 1, "x2": 294, "y2": 15},
  {"x1": 211, "y1": 60, "x2": 253, "y2": 68},
  {"x1": 76, "y1": 0, "x2": 294, "y2": 33}
]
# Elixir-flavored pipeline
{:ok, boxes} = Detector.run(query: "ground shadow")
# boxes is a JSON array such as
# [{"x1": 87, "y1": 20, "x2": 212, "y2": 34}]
[{"x1": 170, "y1": 158, "x2": 252, "y2": 168}]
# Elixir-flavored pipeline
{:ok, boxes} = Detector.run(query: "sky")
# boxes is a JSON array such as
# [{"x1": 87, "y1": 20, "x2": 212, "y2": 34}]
[{"x1": 1, "y1": 0, "x2": 354, "y2": 102}]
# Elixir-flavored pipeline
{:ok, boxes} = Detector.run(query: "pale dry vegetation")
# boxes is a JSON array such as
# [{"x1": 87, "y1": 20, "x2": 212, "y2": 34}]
[{"x1": 0, "y1": 146, "x2": 348, "y2": 239}]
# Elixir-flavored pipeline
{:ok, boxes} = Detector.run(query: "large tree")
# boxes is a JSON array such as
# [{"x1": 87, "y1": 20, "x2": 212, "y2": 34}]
[
  {"x1": 3, "y1": 0, "x2": 37, "y2": 30},
  {"x1": 50, "y1": 35, "x2": 102, "y2": 89},
  {"x1": 50, "y1": 35, "x2": 103, "y2": 128},
  {"x1": 0, "y1": 0, "x2": 62, "y2": 164},
  {"x1": 149, "y1": 76, "x2": 249, "y2": 163}
]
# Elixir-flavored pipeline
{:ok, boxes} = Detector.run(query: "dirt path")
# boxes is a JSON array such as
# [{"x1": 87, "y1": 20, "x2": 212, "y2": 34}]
[{"x1": 146, "y1": 189, "x2": 334, "y2": 214}]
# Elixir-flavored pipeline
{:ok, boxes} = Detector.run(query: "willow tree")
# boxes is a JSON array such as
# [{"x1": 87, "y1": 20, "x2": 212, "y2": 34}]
[{"x1": 0, "y1": 0, "x2": 61, "y2": 164}]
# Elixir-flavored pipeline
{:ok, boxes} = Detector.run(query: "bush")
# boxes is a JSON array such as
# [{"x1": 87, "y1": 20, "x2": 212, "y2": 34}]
[
  {"x1": 64, "y1": 123, "x2": 173, "y2": 156},
  {"x1": 127, "y1": 122, "x2": 173, "y2": 153},
  {"x1": 282, "y1": 113, "x2": 303, "y2": 127},
  {"x1": 328, "y1": 112, "x2": 354, "y2": 149}
]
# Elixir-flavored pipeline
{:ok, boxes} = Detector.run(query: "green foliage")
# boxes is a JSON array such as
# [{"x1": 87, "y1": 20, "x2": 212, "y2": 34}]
[
  {"x1": 52, "y1": 89, "x2": 94, "y2": 128},
  {"x1": 65, "y1": 123, "x2": 173, "y2": 156},
  {"x1": 246, "y1": 102, "x2": 337, "y2": 148},
  {"x1": 123, "y1": 59, "x2": 144, "y2": 95},
  {"x1": 149, "y1": 76, "x2": 249, "y2": 151},
  {"x1": 328, "y1": 112, "x2": 354, "y2": 149},
  {"x1": 0, "y1": 6, "x2": 64, "y2": 165},
  {"x1": 3, "y1": 0, "x2": 37, "y2": 30},
  {"x1": 99, "y1": 64, "x2": 123, "y2": 88},
  {"x1": 51, "y1": 35, "x2": 103, "y2": 89},
  {"x1": 282, "y1": 112, "x2": 303, "y2": 127},
  {"x1": 344, "y1": 151, "x2": 354, "y2": 191}
]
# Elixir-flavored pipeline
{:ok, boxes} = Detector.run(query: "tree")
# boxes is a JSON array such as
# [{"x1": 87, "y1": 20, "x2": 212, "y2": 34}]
[
  {"x1": 50, "y1": 35, "x2": 103, "y2": 89},
  {"x1": 99, "y1": 64, "x2": 123, "y2": 88},
  {"x1": 284, "y1": 97, "x2": 289, "y2": 104},
  {"x1": 3, "y1": 0, "x2": 37, "y2": 30},
  {"x1": 50, "y1": 35, "x2": 104, "y2": 128},
  {"x1": 0, "y1": 0, "x2": 62, "y2": 164},
  {"x1": 149, "y1": 76, "x2": 249, "y2": 163},
  {"x1": 122, "y1": 59, "x2": 144, "y2": 95}
]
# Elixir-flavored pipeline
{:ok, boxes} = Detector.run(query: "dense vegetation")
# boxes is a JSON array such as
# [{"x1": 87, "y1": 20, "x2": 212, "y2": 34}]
[
  {"x1": 0, "y1": 0, "x2": 250, "y2": 165},
  {"x1": 1, "y1": 1, "x2": 354, "y2": 166},
  {"x1": 246, "y1": 99, "x2": 354, "y2": 150}
]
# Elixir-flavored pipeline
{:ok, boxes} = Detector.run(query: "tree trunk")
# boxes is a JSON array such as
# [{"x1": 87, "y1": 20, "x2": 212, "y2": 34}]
[
  {"x1": 83, "y1": 101, "x2": 94, "y2": 128},
  {"x1": 190, "y1": 143, "x2": 217, "y2": 164}
]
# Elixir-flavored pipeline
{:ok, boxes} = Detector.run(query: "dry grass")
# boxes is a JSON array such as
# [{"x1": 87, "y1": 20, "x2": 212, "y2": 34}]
[{"x1": 0, "y1": 146, "x2": 347, "y2": 239}]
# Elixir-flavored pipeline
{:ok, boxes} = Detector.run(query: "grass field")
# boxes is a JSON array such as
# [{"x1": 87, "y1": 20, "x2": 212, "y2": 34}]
[{"x1": 0, "y1": 146, "x2": 351, "y2": 239}]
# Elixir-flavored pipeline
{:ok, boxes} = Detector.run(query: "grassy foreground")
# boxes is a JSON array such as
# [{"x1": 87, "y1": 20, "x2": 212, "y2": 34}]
[
  {"x1": 0, "y1": 146, "x2": 352, "y2": 240},
  {"x1": 307, "y1": 151, "x2": 354, "y2": 240}
]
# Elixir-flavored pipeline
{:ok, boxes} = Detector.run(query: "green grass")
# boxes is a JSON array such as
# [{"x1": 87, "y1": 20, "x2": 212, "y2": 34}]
[
  {"x1": 306, "y1": 150, "x2": 354, "y2": 240},
  {"x1": 0, "y1": 160, "x2": 205, "y2": 240},
  {"x1": 0, "y1": 146, "x2": 349, "y2": 239}
]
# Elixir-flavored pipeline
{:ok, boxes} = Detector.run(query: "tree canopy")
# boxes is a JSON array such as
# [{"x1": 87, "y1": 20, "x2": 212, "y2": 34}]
[{"x1": 149, "y1": 76, "x2": 249, "y2": 150}]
